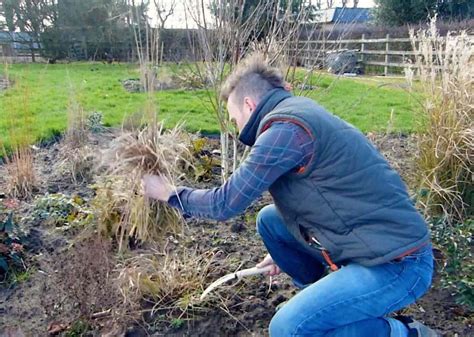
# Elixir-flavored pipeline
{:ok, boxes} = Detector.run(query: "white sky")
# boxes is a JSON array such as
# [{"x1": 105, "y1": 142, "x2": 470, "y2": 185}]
[{"x1": 150, "y1": 1, "x2": 376, "y2": 29}]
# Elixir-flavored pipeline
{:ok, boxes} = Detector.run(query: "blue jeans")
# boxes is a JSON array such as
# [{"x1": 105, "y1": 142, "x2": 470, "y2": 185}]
[{"x1": 257, "y1": 205, "x2": 434, "y2": 337}]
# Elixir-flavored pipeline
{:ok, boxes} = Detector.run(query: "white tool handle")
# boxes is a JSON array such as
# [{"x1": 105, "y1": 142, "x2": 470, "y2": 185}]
[
  {"x1": 200, "y1": 265, "x2": 274, "y2": 300},
  {"x1": 235, "y1": 265, "x2": 273, "y2": 279}
]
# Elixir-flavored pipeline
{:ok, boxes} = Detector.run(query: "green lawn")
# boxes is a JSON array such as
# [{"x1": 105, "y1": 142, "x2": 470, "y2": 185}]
[{"x1": 0, "y1": 62, "x2": 419, "y2": 150}]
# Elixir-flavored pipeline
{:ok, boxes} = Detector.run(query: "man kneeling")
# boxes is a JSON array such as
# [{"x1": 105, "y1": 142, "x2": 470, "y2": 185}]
[{"x1": 143, "y1": 54, "x2": 438, "y2": 337}]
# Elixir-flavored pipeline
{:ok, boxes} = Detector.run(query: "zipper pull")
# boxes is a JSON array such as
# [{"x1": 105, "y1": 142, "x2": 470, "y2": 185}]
[{"x1": 322, "y1": 250, "x2": 339, "y2": 272}]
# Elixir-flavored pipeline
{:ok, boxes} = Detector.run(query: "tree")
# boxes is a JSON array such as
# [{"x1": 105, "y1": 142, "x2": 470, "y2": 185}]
[
  {"x1": 437, "y1": 0, "x2": 474, "y2": 21},
  {"x1": 186, "y1": 0, "x2": 314, "y2": 180},
  {"x1": 2, "y1": 0, "x2": 17, "y2": 31},
  {"x1": 2, "y1": 0, "x2": 58, "y2": 61},
  {"x1": 374, "y1": 0, "x2": 437, "y2": 25},
  {"x1": 153, "y1": 0, "x2": 177, "y2": 29},
  {"x1": 374, "y1": 0, "x2": 474, "y2": 26},
  {"x1": 41, "y1": 0, "x2": 148, "y2": 61},
  {"x1": 210, "y1": 0, "x2": 317, "y2": 41}
]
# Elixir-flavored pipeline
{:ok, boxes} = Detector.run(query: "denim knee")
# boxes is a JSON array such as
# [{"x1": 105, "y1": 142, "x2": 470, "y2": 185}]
[
  {"x1": 269, "y1": 308, "x2": 324, "y2": 337},
  {"x1": 269, "y1": 310, "x2": 293, "y2": 337},
  {"x1": 256, "y1": 204, "x2": 276, "y2": 235}
]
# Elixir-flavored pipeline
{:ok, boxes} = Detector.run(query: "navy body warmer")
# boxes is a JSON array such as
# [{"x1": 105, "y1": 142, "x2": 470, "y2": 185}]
[{"x1": 248, "y1": 90, "x2": 429, "y2": 267}]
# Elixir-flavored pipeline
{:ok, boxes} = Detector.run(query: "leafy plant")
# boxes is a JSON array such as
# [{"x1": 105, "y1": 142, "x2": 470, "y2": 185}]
[
  {"x1": 86, "y1": 111, "x2": 105, "y2": 133},
  {"x1": 0, "y1": 212, "x2": 26, "y2": 280},
  {"x1": 430, "y1": 217, "x2": 473, "y2": 308},
  {"x1": 65, "y1": 320, "x2": 91, "y2": 337},
  {"x1": 27, "y1": 193, "x2": 94, "y2": 230},
  {"x1": 170, "y1": 318, "x2": 185, "y2": 329},
  {"x1": 190, "y1": 138, "x2": 219, "y2": 182}
]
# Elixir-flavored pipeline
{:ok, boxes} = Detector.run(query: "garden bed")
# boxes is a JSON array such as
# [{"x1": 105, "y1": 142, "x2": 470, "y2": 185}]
[{"x1": 0, "y1": 129, "x2": 471, "y2": 336}]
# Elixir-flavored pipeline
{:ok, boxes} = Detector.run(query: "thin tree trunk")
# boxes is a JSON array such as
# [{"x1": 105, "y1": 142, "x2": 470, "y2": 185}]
[
  {"x1": 220, "y1": 131, "x2": 229, "y2": 182},
  {"x1": 232, "y1": 137, "x2": 238, "y2": 174}
]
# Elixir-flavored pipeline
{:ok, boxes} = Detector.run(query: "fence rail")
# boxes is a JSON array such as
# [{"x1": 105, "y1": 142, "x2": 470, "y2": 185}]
[{"x1": 290, "y1": 34, "x2": 473, "y2": 75}]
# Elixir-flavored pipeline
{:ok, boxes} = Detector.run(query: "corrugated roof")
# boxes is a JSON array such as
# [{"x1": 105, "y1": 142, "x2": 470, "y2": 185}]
[
  {"x1": 315, "y1": 7, "x2": 372, "y2": 24},
  {"x1": 0, "y1": 31, "x2": 40, "y2": 49},
  {"x1": 333, "y1": 7, "x2": 372, "y2": 23}
]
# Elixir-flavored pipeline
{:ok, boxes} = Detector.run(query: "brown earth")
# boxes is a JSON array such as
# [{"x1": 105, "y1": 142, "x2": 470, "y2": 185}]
[{"x1": 0, "y1": 130, "x2": 472, "y2": 337}]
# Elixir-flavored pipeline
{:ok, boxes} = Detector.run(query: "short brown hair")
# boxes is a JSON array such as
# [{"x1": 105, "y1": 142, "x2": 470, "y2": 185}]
[{"x1": 220, "y1": 53, "x2": 285, "y2": 104}]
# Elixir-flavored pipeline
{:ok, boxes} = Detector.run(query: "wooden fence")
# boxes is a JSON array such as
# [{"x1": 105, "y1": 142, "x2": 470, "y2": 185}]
[{"x1": 290, "y1": 34, "x2": 474, "y2": 75}]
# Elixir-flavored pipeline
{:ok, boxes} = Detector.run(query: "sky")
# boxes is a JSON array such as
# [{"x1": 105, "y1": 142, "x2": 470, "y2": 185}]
[{"x1": 151, "y1": 0, "x2": 376, "y2": 29}]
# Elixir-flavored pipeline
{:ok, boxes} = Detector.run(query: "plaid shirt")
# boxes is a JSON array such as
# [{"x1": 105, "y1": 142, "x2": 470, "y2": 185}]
[{"x1": 168, "y1": 122, "x2": 313, "y2": 220}]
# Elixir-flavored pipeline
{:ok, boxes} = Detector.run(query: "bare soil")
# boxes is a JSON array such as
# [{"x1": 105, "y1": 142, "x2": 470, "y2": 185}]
[{"x1": 0, "y1": 130, "x2": 472, "y2": 336}]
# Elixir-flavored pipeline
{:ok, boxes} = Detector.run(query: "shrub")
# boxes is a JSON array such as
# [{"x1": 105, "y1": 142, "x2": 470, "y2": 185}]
[{"x1": 430, "y1": 217, "x2": 473, "y2": 307}]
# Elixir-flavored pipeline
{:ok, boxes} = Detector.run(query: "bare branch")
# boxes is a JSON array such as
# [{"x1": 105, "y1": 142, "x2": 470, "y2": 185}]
[{"x1": 153, "y1": 0, "x2": 177, "y2": 29}]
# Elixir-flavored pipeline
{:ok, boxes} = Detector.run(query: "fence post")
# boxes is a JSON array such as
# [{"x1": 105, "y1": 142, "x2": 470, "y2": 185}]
[
  {"x1": 384, "y1": 34, "x2": 390, "y2": 76},
  {"x1": 322, "y1": 37, "x2": 326, "y2": 68},
  {"x1": 160, "y1": 41, "x2": 164, "y2": 65},
  {"x1": 308, "y1": 39, "x2": 312, "y2": 67},
  {"x1": 360, "y1": 33, "x2": 365, "y2": 66}
]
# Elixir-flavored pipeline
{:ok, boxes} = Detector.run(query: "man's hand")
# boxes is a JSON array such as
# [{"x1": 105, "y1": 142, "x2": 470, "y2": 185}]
[
  {"x1": 256, "y1": 254, "x2": 281, "y2": 276},
  {"x1": 142, "y1": 174, "x2": 173, "y2": 202}
]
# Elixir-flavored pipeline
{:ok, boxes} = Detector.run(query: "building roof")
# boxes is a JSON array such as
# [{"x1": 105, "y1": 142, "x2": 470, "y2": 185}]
[{"x1": 315, "y1": 7, "x2": 372, "y2": 24}]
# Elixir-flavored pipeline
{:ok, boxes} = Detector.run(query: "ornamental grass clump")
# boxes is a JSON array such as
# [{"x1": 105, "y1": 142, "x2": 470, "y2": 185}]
[
  {"x1": 407, "y1": 18, "x2": 473, "y2": 306},
  {"x1": 116, "y1": 249, "x2": 224, "y2": 318},
  {"x1": 59, "y1": 95, "x2": 95, "y2": 184},
  {"x1": 2, "y1": 145, "x2": 36, "y2": 199},
  {"x1": 96, "y1": 123, "x2": 192, "y2": 251}
]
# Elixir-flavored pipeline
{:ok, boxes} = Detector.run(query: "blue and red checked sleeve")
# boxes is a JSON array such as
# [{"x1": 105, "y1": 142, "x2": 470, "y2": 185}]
[{"x1": 167, "y1": 122, "x2": 313, "y2": 220}]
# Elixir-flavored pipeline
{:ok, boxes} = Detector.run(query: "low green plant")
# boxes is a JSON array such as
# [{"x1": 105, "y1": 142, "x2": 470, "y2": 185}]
[
  {"x1": 0, "y1": 211, "x2": 26, "y2": 281},
  {"x1": 170, "y1": 318, "x2": 185, "y2": 329},
  {"x1": 189, "y1": 138, "x2": 220, "y2": 182},
  {"x1": 430, "y1": 217, "x2": 473, "y2": 308},
  {"x1": 86, "y1": 111, "x2": 105, "y2": 133},
  {"x1": 65, "y1": 320, "x2": 91, "y2": 337},
  {"x1": 27, "y1": 194, "x2": 94, "y2": 229}
]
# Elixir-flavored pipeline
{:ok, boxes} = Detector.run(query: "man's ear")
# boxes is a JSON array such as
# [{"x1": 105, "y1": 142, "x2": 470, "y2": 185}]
[{"x1": 244, "y1": 97, "x2": 257, "y2": 112}]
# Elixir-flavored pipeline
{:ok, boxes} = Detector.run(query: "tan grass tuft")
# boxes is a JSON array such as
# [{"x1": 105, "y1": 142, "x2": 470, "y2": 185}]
[
  {"x1": 58, "y1": 95, "x2": 96, "y2": 183},
  {"x1": 2, "y1": 145, "x2": 36, "y2": 199},
  {"x1": 96, "y1": 123, "x2": 192, "y2": 251},
  {"x1": 116, "y1": 248, "x2": 224, "y2": 316},
  {"x1": 407, "y1": 18, "x2": 473, "y2": 222}
]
